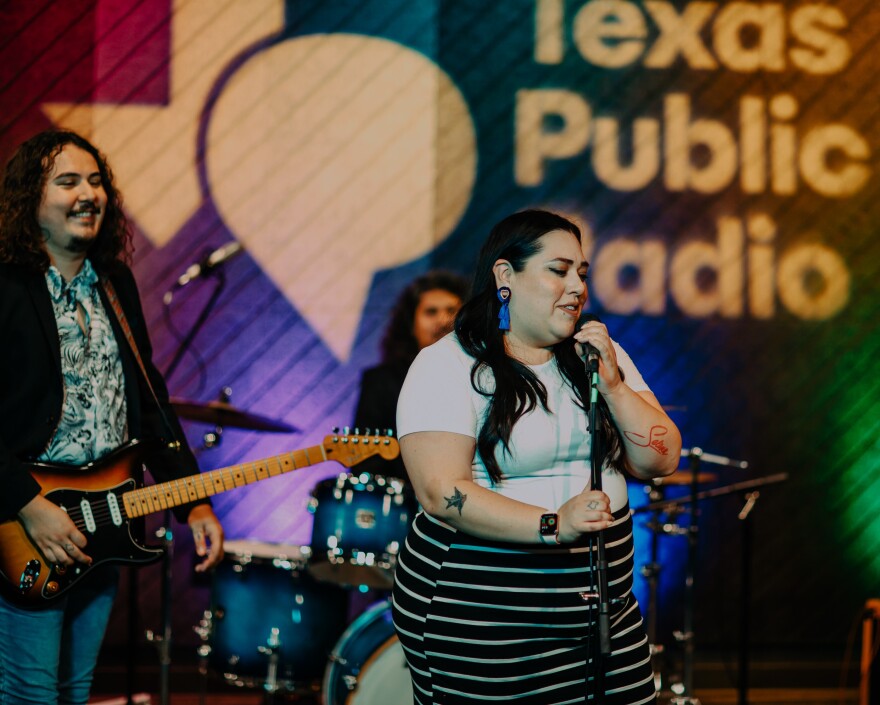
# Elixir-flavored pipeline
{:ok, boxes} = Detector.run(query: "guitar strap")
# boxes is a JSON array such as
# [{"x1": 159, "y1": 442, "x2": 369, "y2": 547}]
[{"x1": 101, "y1": 278, "x2": 182, "y2": 452}]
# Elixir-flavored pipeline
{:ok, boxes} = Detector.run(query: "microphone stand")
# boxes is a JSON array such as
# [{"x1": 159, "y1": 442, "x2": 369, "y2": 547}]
[
  {"x1": 584, "y1": 353, "x2": 611, "y2": 699},
  {"x1": 124, "y1": 271, "x2": 229, "y2": 705},
  {"x1": 164, "y1": 269, "x2": 228, "y2": 382}
]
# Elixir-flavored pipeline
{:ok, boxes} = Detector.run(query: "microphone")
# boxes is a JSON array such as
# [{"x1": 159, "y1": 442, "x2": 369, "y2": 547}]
[
  {"x1": 577, "y1": 312, "x2": 601, "y2": 369},
  {"x1": 163, "y1": 241, "x2": 244, "y2": 304}
]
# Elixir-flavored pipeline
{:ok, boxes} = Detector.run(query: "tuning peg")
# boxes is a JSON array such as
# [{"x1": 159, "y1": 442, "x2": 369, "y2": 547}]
[
  {"x1": 332, "y1": 426, "x2": 340, "y2": 434},
  {"x1": 343, "y1": 426, "x2": 350, "y2": 436},
  {"x1": 386, "y1": 428, "x2": 394, "y2": 437}
]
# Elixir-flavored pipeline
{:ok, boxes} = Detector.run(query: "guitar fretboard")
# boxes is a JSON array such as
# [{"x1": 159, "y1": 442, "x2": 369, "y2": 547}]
[{"x1": 122, "y1": 444, "x2": 327, "y2": 518}]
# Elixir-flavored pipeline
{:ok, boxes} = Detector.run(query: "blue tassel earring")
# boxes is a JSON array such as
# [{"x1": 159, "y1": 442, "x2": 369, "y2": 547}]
[{"x1": 497, "y1": 286, "x2": 511, "y2": 331}]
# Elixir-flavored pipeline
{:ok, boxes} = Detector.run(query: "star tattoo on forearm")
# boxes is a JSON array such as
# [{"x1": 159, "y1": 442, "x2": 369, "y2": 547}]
[{"x1": 444, "y1": 487, "x2": 467, "y2": 515}]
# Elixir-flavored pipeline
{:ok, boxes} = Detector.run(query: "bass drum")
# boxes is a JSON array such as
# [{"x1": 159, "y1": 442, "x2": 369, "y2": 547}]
[
  {"x1": 323, "y1": 599, "x2": 412, "y2": 705},
  {"x1": 209, "y1": 539, "x2": 349, "y2": 690}
]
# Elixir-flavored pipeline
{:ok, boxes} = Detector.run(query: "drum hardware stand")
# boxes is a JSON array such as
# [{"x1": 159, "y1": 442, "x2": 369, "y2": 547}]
[
  {"x1": 668, "y1": 448, "x2": 709, "y2": 705},
  {"x1": 641, "y1": 524, "x2": 665, "y2": 694},
  {"x1": 641, "y1": 488, "x2": 688, "y2": 694},
  {"x1": 258, "y1": 627, "x2": 282, "y2": 704},
  {"x1": 125, "y1": 565, "x2": 140, "y2": 705},
  {"x1": 635, "y1": 474, "x2": 788, "y2": 705},
  {"x1": 636, "y1": 450, "x2": 759, "y2": 705},
  {"x1": 145, "y1": 514, "x2": 174, "y2": 705},
  {"x1": 193, "y1": 610, "x2": 213, "y2": 705},
  {"x1": 198, "y1": 387, "x2": 233, "y2": 451},
  {"x1": 736, "y1": 490, "x2": 760, "y2": 705},
  {"x1": 202, "y1": 425, "x2": 222, "y2": 450}
]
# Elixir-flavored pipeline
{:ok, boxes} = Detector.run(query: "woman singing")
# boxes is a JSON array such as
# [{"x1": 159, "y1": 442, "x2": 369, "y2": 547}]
[{"x1": 391, "y1": 209, "x2": 681, "y2": 704}]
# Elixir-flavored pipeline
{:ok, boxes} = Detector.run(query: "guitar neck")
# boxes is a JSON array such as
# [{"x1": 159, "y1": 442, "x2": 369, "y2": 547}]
[{"x1": 122, "y1": 444, "x2": 328, "y2": 519}]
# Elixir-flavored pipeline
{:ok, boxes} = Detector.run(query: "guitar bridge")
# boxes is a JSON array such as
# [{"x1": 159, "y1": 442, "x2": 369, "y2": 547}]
[{"x1": 18, "y1": 560, "x2": 41, "y2": 593}]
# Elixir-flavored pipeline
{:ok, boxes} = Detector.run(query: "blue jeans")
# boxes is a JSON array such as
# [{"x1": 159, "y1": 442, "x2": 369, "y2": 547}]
[{"x1": 0, "y1": 565, "x2": 118, "y2": 705}]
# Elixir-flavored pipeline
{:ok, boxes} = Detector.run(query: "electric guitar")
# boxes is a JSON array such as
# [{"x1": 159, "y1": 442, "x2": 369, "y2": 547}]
[{"x1": 0, "y1": 432, "x2": 399, "y2": 608}]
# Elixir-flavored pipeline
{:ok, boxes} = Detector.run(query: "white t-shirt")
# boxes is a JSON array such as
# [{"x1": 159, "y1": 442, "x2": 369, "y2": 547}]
[{"x1": 397, "y1": 334, "x2": 651, "y2": 513}]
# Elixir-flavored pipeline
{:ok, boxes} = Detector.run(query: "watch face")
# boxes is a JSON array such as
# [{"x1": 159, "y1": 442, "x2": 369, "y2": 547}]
[{"x1": 540, "y1": 513, "x2": 558, "y2": 535}]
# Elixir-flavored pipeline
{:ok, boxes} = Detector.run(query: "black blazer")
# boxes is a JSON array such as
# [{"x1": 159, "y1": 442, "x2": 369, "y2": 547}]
[
  {"x1": 0, "y1": 261, "x2": 203, "y2": 522},
  {"x1": 353, "y1": 361, "x2": 410, "y2": 481}
]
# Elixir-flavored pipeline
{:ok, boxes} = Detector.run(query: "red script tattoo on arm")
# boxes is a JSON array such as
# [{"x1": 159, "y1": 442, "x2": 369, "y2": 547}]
[{"x1": 623, "y1": 425, "x2": 670, "y2": 456}]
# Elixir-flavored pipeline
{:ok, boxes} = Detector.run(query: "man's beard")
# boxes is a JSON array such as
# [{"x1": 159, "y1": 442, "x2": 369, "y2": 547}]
[{"x1": 66, "y1": 235, "x2": 94, "y2": 254}]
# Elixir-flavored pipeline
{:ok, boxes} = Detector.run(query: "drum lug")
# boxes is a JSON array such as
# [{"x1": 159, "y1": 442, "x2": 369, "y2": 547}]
[
  {"x1": 193, "y1": 609, "x2": 213, "y2": 641},
  {"x1": 343, "y1": 674, "x2": 359, "y2": 691},
  {"x1": 328, "y1": 652, "x2": 349, "y2": 666},
  {"x1": 257, "y1": 627, "x2": 281, "y2": 654},
  {"x1": 323, "y1": 600, "x2": 411, "y2": 703}
]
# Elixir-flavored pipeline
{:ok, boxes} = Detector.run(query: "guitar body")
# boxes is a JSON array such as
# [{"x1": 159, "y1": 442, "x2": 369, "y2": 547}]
[{"x1": 0, "y1": 440, "x2": 163, "y2": 608}]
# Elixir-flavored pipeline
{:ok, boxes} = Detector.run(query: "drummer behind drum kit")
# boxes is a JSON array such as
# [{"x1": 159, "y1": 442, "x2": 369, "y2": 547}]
[{"x1": 176, "y1": 396, "x2": 417, "y2": 703}]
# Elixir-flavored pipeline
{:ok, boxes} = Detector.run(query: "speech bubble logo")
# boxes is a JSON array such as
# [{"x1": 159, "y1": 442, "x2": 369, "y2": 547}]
[
  {"x1": 205, "y1": 33, "x2": 477, "y2": 361},
  {"x1": 42, "y1": 0, "x2": 285, "y2": 248}
]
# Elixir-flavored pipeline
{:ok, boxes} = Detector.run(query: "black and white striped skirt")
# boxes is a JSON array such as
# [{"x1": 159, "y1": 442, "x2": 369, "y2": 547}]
[{"x1": 391, "y1": 506, "x2": 656, "y2": 704}]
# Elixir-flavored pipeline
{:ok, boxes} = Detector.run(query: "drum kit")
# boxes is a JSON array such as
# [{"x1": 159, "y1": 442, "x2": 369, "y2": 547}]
[
  {"x1": 633, "y1": 448, "x2": 789, "y2": 705},
  {"x1": 172, "y1": 397, "x2": 416, "y2": 703},
  {"x1": 170, "y1": 397, "x2": 789, "y2": 705}
]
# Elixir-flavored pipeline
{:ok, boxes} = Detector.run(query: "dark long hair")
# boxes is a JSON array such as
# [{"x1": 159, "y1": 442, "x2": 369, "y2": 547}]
[
  {"x1": 382, "y1": 270, "x2": 469, "y2": 366},
  {"x1": 455, "y1": 209, "x2": 625, "y2": 483},
  {"x1": 0, "y1": 129, "x2": 131, "y2": 274}
]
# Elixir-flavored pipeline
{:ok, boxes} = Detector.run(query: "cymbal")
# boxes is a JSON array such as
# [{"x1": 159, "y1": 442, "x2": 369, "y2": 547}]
[
  {"x1": 170, "y1": 398, "x2": 297, "y2": 433},
  {"x1": 650, "y1": 471, "x2": 718, "y2": 486}
]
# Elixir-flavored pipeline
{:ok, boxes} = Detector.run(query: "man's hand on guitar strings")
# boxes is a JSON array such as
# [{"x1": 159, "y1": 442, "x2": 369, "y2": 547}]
[{"x1": 18, "y1": 495, "x2": 92, "y2": 566}]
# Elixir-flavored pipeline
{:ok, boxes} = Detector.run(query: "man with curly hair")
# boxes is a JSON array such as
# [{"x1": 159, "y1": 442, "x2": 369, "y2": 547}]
[{"x1": 0, "y1": 130, "x2": 224, "y2": 704}]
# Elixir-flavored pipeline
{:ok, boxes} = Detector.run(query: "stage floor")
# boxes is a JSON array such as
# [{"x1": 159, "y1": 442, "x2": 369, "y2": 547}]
[{"x1": 90, "y1": 689, "x2": 859, "y2": 704}]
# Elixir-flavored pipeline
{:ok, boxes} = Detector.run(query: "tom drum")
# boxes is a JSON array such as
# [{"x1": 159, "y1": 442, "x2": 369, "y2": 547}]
[{"x1": 308, "y1": 474, "x2": 416, "y2": 589}]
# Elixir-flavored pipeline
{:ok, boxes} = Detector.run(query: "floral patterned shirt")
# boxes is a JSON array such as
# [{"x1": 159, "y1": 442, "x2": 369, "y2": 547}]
[{"x1": 38, "y1": 260, "x2": 128, "y2": 465}]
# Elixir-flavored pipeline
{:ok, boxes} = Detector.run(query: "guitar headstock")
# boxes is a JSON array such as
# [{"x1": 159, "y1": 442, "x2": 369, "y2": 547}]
[{"x1": 322, "y1": 429, "x2": 400, "y2": 468}]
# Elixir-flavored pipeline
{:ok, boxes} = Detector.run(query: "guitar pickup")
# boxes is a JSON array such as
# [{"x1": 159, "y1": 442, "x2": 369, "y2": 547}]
[
  {"x1": 18, "y1": 560, "x2": 40, "y2": 594},
  {"x1": 106, "y1": 492, "x2": 123, "y2": 527},
  {"x1": 80, "y1": 499, "x2": 96, "y2": 533}
]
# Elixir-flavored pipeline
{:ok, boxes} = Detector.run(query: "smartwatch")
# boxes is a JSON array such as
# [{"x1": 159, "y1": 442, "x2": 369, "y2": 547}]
[{"x1": 539, "y1": 513, "x2": 560, "y2": 545}]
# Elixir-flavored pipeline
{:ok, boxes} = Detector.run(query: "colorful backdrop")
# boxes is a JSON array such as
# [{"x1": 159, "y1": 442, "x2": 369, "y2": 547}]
[{"x1": 2, "y1": 0, "x2": 879, "y2": 676}]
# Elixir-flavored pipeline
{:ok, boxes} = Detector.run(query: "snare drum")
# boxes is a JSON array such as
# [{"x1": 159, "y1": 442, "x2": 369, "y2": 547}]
[
  {"x1": 308, "y1": 474, "x2": 416, "y2": 588},
  {"x1": 209, "y1": 539, "x2": 349, "y2": 690},
  {"x1": 323, "y1": 600, "x2": 412, "y2": 705}
]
